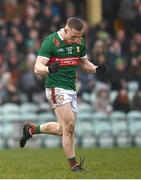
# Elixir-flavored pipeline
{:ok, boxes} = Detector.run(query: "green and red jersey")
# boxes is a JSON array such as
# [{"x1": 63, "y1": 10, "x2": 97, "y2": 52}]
[{"x1": 38, "y1": 29, "x2": 87, "y2": 90}]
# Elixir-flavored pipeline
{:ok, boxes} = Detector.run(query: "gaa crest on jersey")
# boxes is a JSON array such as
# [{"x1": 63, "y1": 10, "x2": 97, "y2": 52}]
[
  {"x1": 53, "y1": 38, "x2": 60, "y2": 47},
  {"x1": 76, "y1": 46, "x2": 80, "y2": 52},
  {"x1": 56, "y1": 95, "x2": 64, "y2": 103}
]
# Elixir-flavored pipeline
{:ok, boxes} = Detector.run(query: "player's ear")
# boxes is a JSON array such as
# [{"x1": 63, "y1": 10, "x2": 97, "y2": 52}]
[{"x1": 64, "y1": 28, "x2": 67, "y2": 34}]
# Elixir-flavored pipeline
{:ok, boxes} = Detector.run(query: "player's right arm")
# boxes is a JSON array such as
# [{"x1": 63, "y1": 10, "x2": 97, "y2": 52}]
[
  {"x1": 34, "y1": 56, "x2": 49, "y2": 75},
  {"x1": 34, "y1": 56, "x2": 60, "y2": 75},
  {"x1": 34, "y1": 36, "x2": 60, "y2": 75}
]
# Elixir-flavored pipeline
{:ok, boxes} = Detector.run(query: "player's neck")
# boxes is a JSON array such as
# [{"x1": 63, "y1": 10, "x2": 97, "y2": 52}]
[
  {"x1": 58, "y1": 29, "x2": 70, "y2": 44},
  {"x1": 58, "y1": 28, "x2": 65, "y2": 40}
]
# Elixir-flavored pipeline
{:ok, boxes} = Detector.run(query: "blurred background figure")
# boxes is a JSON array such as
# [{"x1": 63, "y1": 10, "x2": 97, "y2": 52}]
[
  {"x1": 131, "y1": 88, "x2": 141, "y2": 111},
  {"x1": 95, "y1": 83, "x2": 112, "y2": 114},
  {"x1": 113, "y1": 88, "x2": 130, "y2": 113}
]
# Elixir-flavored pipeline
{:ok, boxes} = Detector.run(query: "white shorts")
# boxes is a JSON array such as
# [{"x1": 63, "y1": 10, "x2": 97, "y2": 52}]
[{"x1": 45, "y1": 87, "x2": 78, "y2": 112}]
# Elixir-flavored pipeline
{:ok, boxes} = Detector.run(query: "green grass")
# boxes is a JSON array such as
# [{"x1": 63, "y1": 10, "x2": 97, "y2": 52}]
[{"x1": 0, "y1": 147, "x2": 141, "y2": 179}]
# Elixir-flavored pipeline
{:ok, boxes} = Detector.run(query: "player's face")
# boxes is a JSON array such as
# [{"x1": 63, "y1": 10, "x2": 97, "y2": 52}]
[{"x1": 64, "y1": 27, "x2": 83, "y2": 44}]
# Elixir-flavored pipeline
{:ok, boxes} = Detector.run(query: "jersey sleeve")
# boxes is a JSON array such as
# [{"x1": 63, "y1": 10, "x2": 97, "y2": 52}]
[
  {"x1": 80, "y1": 39, "x2": 87, "y2": 59},
  {"x1": 38, "y1": 36, "x2": 53, "y2": 59}
]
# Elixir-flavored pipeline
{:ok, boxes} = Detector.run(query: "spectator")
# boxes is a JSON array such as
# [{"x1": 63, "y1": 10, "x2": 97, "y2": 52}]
[
  {"x1": 19, "y1": 53, "x2": 43, "y2": 102},
  {"x1": 131, "y1": 88, "x2": 141, "y2": 111},
  {"x1": 118, "y1": 0, "x2": 136, "y2": 36},
  {"x1": 110, "y1": 57, "x2": 128, "y2": 90},
  {"x1": 94, "y1": 83, "x2": 112, "y2": 114},
  {"x1": 133, "y1": 2, "x2": 141, "y2": 33},
  {"x1": 127, "y1": 56, "x2": 141, "y2": 82},
  {"x1": 126, "y1": 41, "x2": 139, "y2": 60},
  {"x1": 115, "y1": 29, "x2": 130, "y2": 56},
  {"x1": 77, "y1": 70, "x2": 96, "y2": 95},
  {"x1": 107, "y1": 39, "x2": 124, "y2": 70},
  {"x1": 113, "y1": 88, "x2": 130, "y2": 113},
  {"x1": 0, "y1": 65, "x2": 11, "y2": 104},
  {"x1": 92, "y1": 40, "x2": 107, "y2": 59}
]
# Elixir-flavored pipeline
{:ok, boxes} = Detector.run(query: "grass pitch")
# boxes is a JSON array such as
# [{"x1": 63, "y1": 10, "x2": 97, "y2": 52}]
[{"x1": 0, "y1": 147, "x2": 141, "y2": 179}]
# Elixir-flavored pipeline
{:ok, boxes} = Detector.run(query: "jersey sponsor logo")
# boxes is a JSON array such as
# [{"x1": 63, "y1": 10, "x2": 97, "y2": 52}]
[
  {"x1": 53, "y1": 38, "x2": 60, "y2": 47},
  {"x1": 48, "y1": 56, "x2": 79, "y2": 66},
  {"x1": 57, "y1": 48, "x2": 65, "y2": 52},
  {"x1": 60, "y1": 57, "x2": 79, "y2": 66}
]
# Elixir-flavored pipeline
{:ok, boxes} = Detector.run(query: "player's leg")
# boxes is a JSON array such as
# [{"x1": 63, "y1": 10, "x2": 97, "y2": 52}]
[
  {"x1": 19, "y1": 121, "x2": 62, "y2": 148},
  {"x1": 40, "y1": 122, "x2": 62, "y2": 135},
  {"x1": 54, "y1": 103, "x2": 84, "y2": 171},
  {"x1": 20, "y1": 87, "x2": 64, "y2": 147},
  {"x1": 55, "y1": 103, "x2": 75, "y2": 158},
  {"x1": 29, "y1": 121, "x2": 62, "y2": 136}
]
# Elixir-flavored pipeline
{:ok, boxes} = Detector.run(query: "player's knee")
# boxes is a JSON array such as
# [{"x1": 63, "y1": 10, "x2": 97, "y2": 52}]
[
  {"x1": 64, "y1": 121, "x2": 75, "y2": 136},
  {"x1": 56, "y1": 125, "x2": 62, "y2": 135}
]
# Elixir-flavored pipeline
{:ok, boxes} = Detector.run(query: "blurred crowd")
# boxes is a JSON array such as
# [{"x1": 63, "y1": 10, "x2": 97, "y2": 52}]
[{"x1": 0, "y1": 0, "x2": 141, "y2": 114}]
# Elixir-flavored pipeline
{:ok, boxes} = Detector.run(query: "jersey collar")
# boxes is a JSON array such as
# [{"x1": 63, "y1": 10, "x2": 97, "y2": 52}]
[{"x1": 57, "y1": 28, "x2": 64, "y2": 41}]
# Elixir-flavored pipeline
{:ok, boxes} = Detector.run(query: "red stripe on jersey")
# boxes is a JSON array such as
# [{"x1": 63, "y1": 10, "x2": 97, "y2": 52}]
[
  {"x1": 53, "y1": 38, "x2": 60, "y2": 47},
  {"x1": 51, "y1": 88, "x2": 56, "y2": 104},
  {"x1": 47, "y1": 56, "x2": 80, "y2": 66}
]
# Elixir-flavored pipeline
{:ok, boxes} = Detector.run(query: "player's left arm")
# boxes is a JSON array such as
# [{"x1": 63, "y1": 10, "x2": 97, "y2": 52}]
[
  {"x1": 79, "y1": 58, "x2": 97, "y2": 73},
  {"x1": 79, "y1": 58, "x2": 107, "y2": 74}
]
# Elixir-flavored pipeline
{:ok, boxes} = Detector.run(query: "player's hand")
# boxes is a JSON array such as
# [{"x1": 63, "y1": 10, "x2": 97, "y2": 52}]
[
  {"x1": 96, "y1": 64, "x2": 107, "y2": 74},
  {"x1": 48, "y1": 62, "x2": 60, "y2": 73}
]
